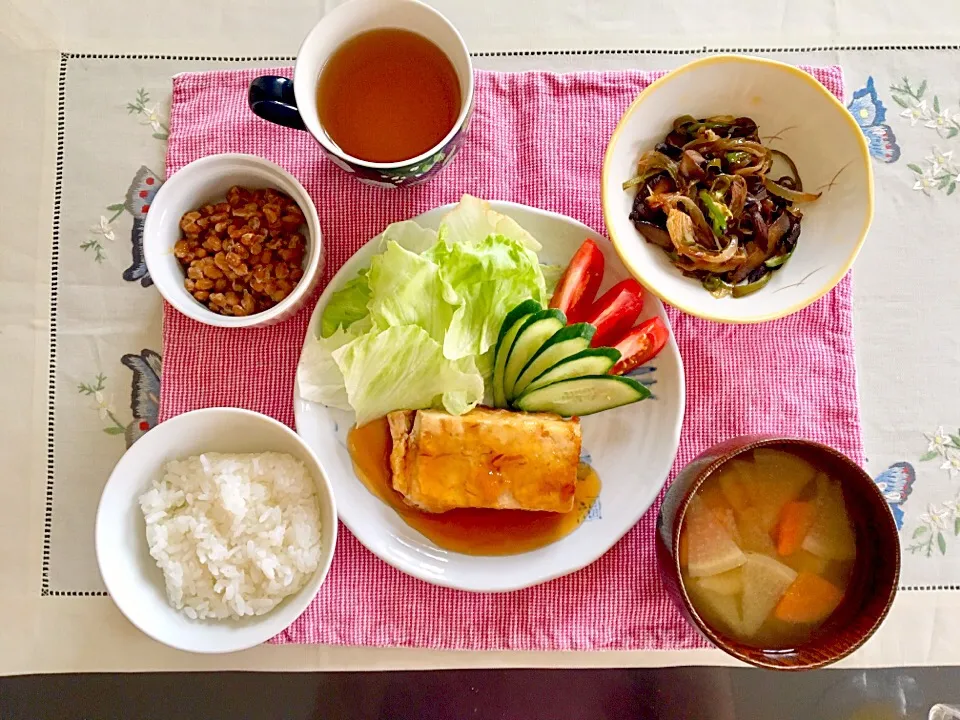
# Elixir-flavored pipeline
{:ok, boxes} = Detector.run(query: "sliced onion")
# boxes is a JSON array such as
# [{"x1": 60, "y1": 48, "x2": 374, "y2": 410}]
[
  {"x1": 666, "y1": 208, "x2": 740, "y2": 265},
  {"x1": 763, "y1": 176, "x2": 821, "y2": 203},
  {"x1": 622, "y1": 150, "x2": 679, "y2": 190}
]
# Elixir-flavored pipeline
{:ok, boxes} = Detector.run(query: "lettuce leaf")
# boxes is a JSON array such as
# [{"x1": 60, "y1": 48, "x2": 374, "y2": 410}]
[
  {"x1": 540, "y1": 263, "x2": 564, "y2": 302},
  {"x1": 297, "y1": 323, "x2": 366, "y2": 409},
  {"x1": 377, "y1": 219, "x2": 439, "y2": 254},
  {"x1": 437, "y1": 194, "x2": 541, "y2": 252},
  {"x1": 332, "y1": 326, "x2": 484, "y2": 425},
  {"x1": 439, "y1": 234, "x2": 547, "y2": 360},
  {"x1": 301, "y1": 196, "x2": 549, "y2": 421},
  {"x1": 367, "y1": 241, "x2": 454, "y2": 343},
  {"x1": 320, "y1": 270, "x2": 370, "y2": 338}
]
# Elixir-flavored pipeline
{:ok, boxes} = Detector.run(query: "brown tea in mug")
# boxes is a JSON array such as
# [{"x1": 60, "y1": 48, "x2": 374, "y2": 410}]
[{"x1": 316, "y1": 28, "x2": 461, "y2": 163}]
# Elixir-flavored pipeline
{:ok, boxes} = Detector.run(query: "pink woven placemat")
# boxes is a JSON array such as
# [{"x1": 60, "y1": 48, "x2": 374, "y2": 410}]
[{"x1": 159, "y1": 65, "x2": 861, "y2": 650}]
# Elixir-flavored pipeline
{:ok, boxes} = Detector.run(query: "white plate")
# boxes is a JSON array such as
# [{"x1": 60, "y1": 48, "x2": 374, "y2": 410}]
[{"x1": 294, "y1": 202, "x2": 685, "y2": 592}]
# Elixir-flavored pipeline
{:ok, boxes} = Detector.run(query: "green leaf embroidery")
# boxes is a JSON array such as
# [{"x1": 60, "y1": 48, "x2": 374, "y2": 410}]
[
  {"x1": 891, "y1": 95, "x2": 909, "y2": 109},
  {"x1": 938, "y1": 531, "x2": 947, "y2": 555},
  {"x1": 152, "y1": 132, "x2": 168, "y2": 140},
  {"x1": 920, "y1": 450, "x2": 940, "y2": 461},
  {"x1": 106, "y1": 202, "x2": 125, "y2": 211},
  {"x1": 949, "y1": 182, "x2": 958, "y2": 197},
  {"x1": 934, "y1": 95, "x2": 941, "y2": 113},
  {"x1": 907, "y1": 163, "x2": 923, "y2": 174},
  {"x1": 917, "y1": 80, "x2": 928, "y2": 98},
  {"x1": 914, "y1": 525, "x2": 930, "y2": 538},
  {"x1": 955, "y1": 517, "x2": 960, "y2": 536},
  {"x1": 103, "y1": 426, "x2": 125, "y2": 436},
  {"x1": 938, "y1": 175, "x2": 952, "y2": 189},
  {"x1": 947, "y1": 127, "x2": 959, "y2": 139},
  {"x1": 949, "y1": 434, "x2": 960, "y2": 447}
]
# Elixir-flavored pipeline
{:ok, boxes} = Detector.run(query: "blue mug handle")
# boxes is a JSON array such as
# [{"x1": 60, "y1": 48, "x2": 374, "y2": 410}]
[{"x1": 248, "y1": 76, "x2": 307, "y2": 131}]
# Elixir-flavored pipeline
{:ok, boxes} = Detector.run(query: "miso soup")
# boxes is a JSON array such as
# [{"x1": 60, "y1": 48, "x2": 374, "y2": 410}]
[{"x1": 679, "y1": 447, "x2": 856, "y2": 649}]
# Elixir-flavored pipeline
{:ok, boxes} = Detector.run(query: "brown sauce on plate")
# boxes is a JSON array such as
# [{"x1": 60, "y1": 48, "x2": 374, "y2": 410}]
[{"x1": 347, "y1": 417, "x2": 601, "y2": 556}]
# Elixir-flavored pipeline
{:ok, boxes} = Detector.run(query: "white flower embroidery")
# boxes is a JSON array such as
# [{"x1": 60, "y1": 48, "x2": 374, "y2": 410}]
[
  {"x1": 900, "y1": 99, "x2": 929, "y2": 126},
  {"x1": 920, "y1": 504, "x2": 951, "y2": 530},
  {"x1": 139, "y1": 106, "x2": 165, "y2": 135},
  {"x1": 90, "y1": 216, "x2": 115, "y2": 242},
  {"x1": 926, "y1": 426, "x2": 951, "y2": 452},
  {"x1": 924, "y1": 150, "x2": 954, "y2": 176},
  {"x1": 940, "y1": 455, "x2": 960, "y2": 477},
  {"x1": 924, "y1": 107, "x2": 957, "y2": 137},
  {"x1": 913, "y1": 166, "x2": 939, "y2": 193},
  {"x1": 95, "y1": 392, "x2": 115, "y2": 421}
]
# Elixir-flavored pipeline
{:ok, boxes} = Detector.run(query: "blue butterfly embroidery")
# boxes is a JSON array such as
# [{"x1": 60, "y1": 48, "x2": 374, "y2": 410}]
[
  {"x1": 120, "y1": 349, "x2": 162, "y2": 447},
  {"x1": 848, "y1": 77, "x2": 901, "y2": 163},
  {"x1": 122, "y1": 166, "x2": 163, "y2": 287},
  {"x1": 872, "y1": 461, "x2": 916, "y2": 531}
]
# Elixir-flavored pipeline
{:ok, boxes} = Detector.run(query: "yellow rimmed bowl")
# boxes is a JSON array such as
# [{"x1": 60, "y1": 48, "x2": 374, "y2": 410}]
[{"x1": 602, "y1": 55, "x2": 874, "y2": 324}]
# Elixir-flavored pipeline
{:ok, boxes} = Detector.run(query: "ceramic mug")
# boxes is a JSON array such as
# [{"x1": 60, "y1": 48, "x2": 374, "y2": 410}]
[{"x1": 248, "y1": 0, "x2": 474, "y2": 188}]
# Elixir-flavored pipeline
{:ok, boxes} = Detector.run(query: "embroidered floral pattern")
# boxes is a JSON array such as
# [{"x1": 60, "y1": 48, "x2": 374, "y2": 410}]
[
  {"x1": 907, "y1": 493, "x2": 960, "y2": 557},
  {"x1": 896, "y1": 427, "x2": 960, "y2": 556},
  {"x1": 127, "y1": 88, "x2": 169, "y2": 140},
  {"x1": 907, "y1": 150, "x2": 958, "y2": 196},
  {"x1": 888, "y1": 78, "x2": 960, "y2": 195},
  {"x1": 890, "y1": 78, "x2": 960, "y2": 138},
  {"x1": 920, "y1": 426, "x2": 960, "y2": 466},
  {"x1": 77, "y1": 374, "x2": 126, "y2": 436}
]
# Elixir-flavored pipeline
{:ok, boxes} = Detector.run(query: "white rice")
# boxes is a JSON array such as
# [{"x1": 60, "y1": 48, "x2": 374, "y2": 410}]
[{"x1": 139, "y1": 452, "x2": 322, "y2": 620}]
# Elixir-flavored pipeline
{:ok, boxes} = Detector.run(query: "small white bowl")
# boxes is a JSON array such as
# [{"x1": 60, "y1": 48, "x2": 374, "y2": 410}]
[
  {"x1": 602, "y1": 55, "x2": 874, "y2": 324},
  {"x1": 144, "y1": 154, "x2": 324, "y2": 327},
  {"x1": 95, "y1": 408, "x2": 338, "y2": 654}
]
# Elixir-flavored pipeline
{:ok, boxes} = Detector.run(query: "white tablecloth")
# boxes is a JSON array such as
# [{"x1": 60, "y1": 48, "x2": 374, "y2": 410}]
[{"x1": 3, "y1": 0, "x2": 960, "y2": 675}]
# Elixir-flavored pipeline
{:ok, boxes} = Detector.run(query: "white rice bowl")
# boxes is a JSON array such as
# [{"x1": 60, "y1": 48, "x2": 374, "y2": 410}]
[{"x1": 139, "y1": 452, "x2": 323, "y2": 620}]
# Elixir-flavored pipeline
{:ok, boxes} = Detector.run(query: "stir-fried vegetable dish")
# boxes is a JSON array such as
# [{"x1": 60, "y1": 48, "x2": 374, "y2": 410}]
[{"x1": 623, "y1": 115, "x2": 820, "y2": 298}]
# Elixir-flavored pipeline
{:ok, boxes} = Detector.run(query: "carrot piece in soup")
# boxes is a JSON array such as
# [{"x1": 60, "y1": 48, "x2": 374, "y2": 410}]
[
  {"x1": 775, "y1": 572, "x2": 844, "y2": 624},
  {"x1": 776, "y1": 501, "x2": 817, "y2": 557}
]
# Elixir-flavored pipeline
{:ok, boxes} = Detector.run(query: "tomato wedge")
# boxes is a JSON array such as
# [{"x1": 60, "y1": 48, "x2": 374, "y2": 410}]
[
  {"x1": 609, "y1": 317, "x2": 669, "y2": 375},
  {"x1": 549, "y1": 239, "x2": 605, "y2": 324},
  {"x1": 585, "y1": 279, "x2": 644, "y2": 348}
]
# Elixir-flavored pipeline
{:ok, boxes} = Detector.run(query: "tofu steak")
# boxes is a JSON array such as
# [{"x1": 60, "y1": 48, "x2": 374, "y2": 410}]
[{"x1": 387, "y1": 408, "x2": 582, "y2": 514}]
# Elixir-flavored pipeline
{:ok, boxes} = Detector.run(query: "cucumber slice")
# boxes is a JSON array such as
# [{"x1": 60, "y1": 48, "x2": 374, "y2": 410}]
[
  {"x1": 512, "y1": 323, "x2": 595, "y2": 398},
  {"x1": 522, "y1": 348, "x2": 621, "y2": 395},
  {"x1": 514, "y1": 375, "x2": 650, "y2": 417},
  {"x1": 503, "y1": 309, "x2": 566, "y2": 402},
  {"x1": 492, "y1": 300, "x2": 542, "y2": 408}
]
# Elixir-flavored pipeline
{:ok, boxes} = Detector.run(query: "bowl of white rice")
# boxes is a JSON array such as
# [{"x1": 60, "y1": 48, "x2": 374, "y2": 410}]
[{"x1": 95, "y1": 407, "x2": 337, "y2": 654}]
